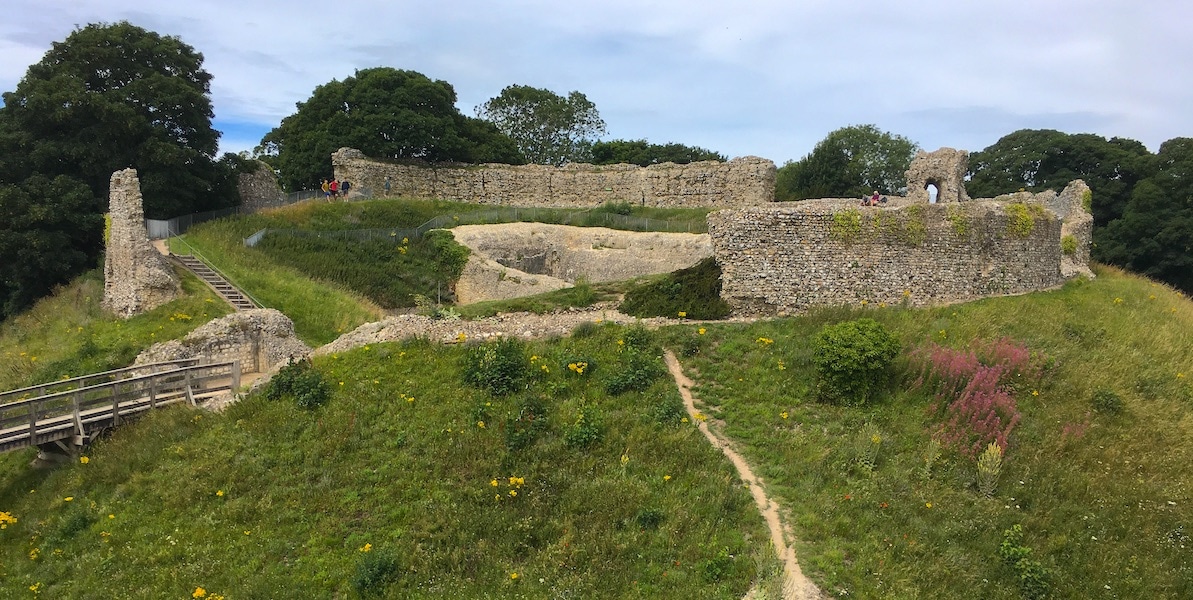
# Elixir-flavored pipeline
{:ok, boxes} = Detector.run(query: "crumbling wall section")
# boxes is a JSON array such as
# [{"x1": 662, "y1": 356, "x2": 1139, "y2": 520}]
[
  {"x1": 237, "y1": 161, "x2": 287, "y2": 212},
  {"x1": 331, "y1": 148, "x2": 775, "y2": 208},
  {"x1": 708, "y1": 201, "x2": 1065, "y2": 315},
  {"x1": 134, "y1": 309, "x2": 311, "y2": 373},
  {"x1": 103, "y1": 168, "x2": 182, "y2": 318}
]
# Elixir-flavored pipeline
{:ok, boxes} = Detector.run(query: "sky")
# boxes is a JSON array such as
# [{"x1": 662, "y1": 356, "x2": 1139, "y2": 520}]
[{"x1": 2, "y1": 0, "x2": 1189, "y2": 165}]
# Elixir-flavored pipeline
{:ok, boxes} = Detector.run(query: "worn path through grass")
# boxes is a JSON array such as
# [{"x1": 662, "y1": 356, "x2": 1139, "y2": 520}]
[{"x1": 665, "y1": 351, "x2": 825, "y2": 600}]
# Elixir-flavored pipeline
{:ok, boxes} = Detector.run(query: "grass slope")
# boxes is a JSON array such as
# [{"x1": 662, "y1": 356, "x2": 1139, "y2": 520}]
[
  {"x1": 0, "y1": 326, "x2": 774, "y2": 598},
  {"x1": 659, "y1": 264, "x2": 1193, "y2": 598},
  {"x1": 0, "y1": 268, "x2": 231, "y2": 390}
]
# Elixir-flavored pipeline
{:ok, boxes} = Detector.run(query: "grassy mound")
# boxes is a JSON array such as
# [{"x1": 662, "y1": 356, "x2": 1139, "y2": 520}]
[
  {"x1": 658, "y1": 264, "x2": 1193, "y2": 598},
  {"x1": 620, "y1": 257, "x2": 732, "y2": 320},
  {"x1": 0, "y1": 325, "x2": 772, "y2": 598}
]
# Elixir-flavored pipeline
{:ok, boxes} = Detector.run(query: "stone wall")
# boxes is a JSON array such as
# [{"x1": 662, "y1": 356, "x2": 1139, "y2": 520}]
[
  {"x1": 331, "y1": 148, "x2": 776, "y2": 208},
  {"x1": 103, "y1": 168, "x2": 182, "y2": 318},
  {"x1": 237, "y1": 161, "x2": 287, "y2": 212},
  {"x1": 449, "y1": 223, "x2": 713, "y2": 304},
  {"x1": 708, "y1": 200, "x2": 1066, "y2": 315},
  {"x1": 134, "y1": 309, "x2": 311, "y2": 373}
]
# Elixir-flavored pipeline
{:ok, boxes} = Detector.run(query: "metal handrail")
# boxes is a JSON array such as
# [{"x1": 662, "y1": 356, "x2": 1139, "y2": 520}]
[{"x1": 169, "y1": 224, "x2": 265, "y2": 309}]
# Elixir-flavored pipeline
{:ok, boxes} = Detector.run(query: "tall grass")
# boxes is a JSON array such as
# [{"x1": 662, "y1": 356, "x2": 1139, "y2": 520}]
[{"x1": 0, "y1": 268, "x2": 230, "y2": 390}]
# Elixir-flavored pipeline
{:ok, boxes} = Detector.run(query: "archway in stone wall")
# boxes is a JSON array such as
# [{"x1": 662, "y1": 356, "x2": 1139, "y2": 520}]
[
  {"x1": 926, "y1": 181, "x2": 939, "y2": 204},
  {"x1": 904, "y1": 148, "x2": 971, "y2": 204}
]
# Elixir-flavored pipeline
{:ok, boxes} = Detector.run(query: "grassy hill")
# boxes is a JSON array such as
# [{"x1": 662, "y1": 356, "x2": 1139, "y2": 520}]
[{"x1": 1, "y1": 247, "x2": 1191, "y2": 598}]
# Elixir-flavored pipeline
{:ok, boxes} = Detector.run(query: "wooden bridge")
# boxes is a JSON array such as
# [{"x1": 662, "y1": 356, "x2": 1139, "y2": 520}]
[{"x1": 0, "y1": 360, "x2": 240, "y2": 455}]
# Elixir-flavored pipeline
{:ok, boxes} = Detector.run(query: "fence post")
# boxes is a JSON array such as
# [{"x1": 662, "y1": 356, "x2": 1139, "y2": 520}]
[
  {"x1": 184, "y1": 369, "x2": 195, "y2": 407},
  {"x1": 231, "y1": 361, "x2": 242, "y2": 392},
  {"x1": 28, "y1": 400, "x2": 38, "y2": 446},
  {"x1": 111, "y1": 383, "x2": 121, "y2": 426},
  {"x1": 72, "y1": 391, "x2": 85, "y2": 442},
  {"x1": 148, "y1": 376, "x2": 158, "y2": 409}
]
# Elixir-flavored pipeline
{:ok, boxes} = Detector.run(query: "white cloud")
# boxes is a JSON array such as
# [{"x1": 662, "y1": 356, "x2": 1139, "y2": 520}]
[{"x1": 2, "y1": 0, "x2": 1191, "y2": 161}]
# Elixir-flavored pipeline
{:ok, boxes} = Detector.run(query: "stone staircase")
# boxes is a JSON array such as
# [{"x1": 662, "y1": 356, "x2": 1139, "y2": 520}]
[{"x1": 173, "y1": 255, "x2": 258, "y2": 311}]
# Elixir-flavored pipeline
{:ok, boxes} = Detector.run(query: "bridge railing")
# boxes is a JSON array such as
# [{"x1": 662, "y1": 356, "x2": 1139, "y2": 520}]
[
  {"x1": 0, "y1": 361, "x2": 240, "y2": 453},
  {"x1": 0, "y1": 359, "x2": 203, "y2": 405}
]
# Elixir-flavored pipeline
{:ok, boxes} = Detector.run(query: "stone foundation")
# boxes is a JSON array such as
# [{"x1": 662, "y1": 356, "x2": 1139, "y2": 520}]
[{"x1": 135, "y1": 309, "x2": 311, "y2": 373}]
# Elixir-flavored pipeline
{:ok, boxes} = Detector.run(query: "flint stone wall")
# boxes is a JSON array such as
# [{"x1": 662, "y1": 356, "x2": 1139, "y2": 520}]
[
  {"x1": 708, "y1": 201, "x2": 1065, "y2": 315},
  {"x1": 905, "y1": 148, "x2": 972, "y2": 204},
  {"x1": 991, "y1": 180, "x2": 1094, "y2": 279},
  {"x1": 134, "y1": 309, "x2": 311, "y2": 374},
  {"x1": 331, "y1": 148, "x2": 776, "y2": 208},
  {"x1": 237, "y1": 161, "x2": 287, "y2": 212},
  {"x1": 103, "y1": 168, "x2": 181, "y2": 318}
]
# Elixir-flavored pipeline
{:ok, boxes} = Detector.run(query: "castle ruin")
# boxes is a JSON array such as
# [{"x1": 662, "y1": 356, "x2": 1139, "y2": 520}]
[{"x1": 103, "y1": 168, "x2": 181, "y2": 318}]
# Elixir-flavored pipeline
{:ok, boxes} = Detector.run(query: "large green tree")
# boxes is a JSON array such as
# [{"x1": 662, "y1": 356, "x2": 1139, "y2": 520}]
[
  {"x1": 590, "y1": 139, "x2": 725, "y2": 166},
  {"x1": 966, "y1": 129, "x2": 1154, "y2": 227},
  {"x1": 476, "y1": 85, "x2": 606, "y2": 166},
  {"x1": 775, "y1": 124, "x2": 919, "y2": 201},
  {"x1": 258, "y1": 68, "x2": 523, "y2": 191},
  {"x1": 0, "y1": 21, "x2": 227, "y2": 219},
  {"x1": 1097, "y1": 138, "x2": 1193, "y2": 293}
]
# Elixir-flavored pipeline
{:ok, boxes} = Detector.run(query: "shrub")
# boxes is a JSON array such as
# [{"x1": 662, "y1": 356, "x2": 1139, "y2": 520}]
[
  {"x1": 564, "y1": 405, "x2": 604, "y2": 449},
  {"x1": 605, "y1": 349, "x2": 665, "y2": 396},
  {"x1": 462, "y1": 338, "x2": 528, "y2": 396},
  {"x1": 570, "y1": 321, "x2": 599, "y2": 338},
  {"x1": 811, "y1": 318, "x2": 900, "y2": 405},
  {"x1": 619, "y1": 257, "x2": 732, "y2": 320},
  {"x1": 351, "y1": 549, "x2": 400, "y2": 597},
  {"x1": 265, "y1": 358, "x2": 331, "y2": 410},
  {"x1": 634, "y1": 508, "x2": 665, "y2": 530},
  {"x1": 622, "y1": 325, "x2": 655, "y2": 351},
  {"x1": 702, "y1": 546, "x2": 733, "y2": 583},
  {"x1": 976, "y1": 442, "x2": 1004, "y2": 497},
  {"x1": 504, "y1": 396, "x2": 548, "y2": 451},
  {"x1": 1061, "y1": 235, "x2": 1078, "y2": 256},
  {"x1": 603, "y1": 200, "x2": 634, "y2": 215},
  {"x1": 1091, "y1": 388, "x2": 1124, "y2": 415},
  {"x1": 646, "y1": 390, "x2": 687, "y2": 426},
  {"x1": 999, "y1": 525, "x2": 1050, "y2": 600}
]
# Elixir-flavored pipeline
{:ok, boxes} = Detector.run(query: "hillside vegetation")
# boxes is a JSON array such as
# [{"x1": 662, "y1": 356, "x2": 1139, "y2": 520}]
[{"x1": 0, "y1": 262, "x2": 1190, "y2": 598}]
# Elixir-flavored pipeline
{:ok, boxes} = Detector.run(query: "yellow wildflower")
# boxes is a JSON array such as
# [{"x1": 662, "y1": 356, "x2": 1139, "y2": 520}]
[
  {"x1": 478, "y1": 420, "x2": 486, "y2": 429},
  {"x1": 780, "y1": 411, "x2": 788, "y2": 419},
  {"x1": 664, "y1": 475, "x2": 672, "y2": 481},
  {"x1": 216, "y1": 490, "x2": 224, "y2": 497},
  {"x1": 360, "y1": 543, "x2": 372, "y2": 553},
  {"x1": 678, "y1": 311, "x2": 687, "y2": 318},
  {"x1": 509, "y1": 490, "x2": 517, "y2": 497},
  {"x1": 194, "y1": 587, "x2": 207, "y2": 598},
  {"x1": 491, "y1": 479, "x2": 499, "y2": 487},
  {"x1": 64, "y1": 497, "x2": 73, "y2": 502},
  {"x1": 79, "y1": 456, "x2": 90, "y2": 464},
  {"x1": 698, "y1": 327, "x2": 706, "y2": 335},
  {"x1": 510, "y1": 572, "x2": 519, "y2": 580}
]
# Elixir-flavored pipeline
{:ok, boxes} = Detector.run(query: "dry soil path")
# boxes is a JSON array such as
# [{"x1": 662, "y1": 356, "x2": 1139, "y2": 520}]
[{"x1": 664, "y1": 351, "x2": 825, "y2": 600}]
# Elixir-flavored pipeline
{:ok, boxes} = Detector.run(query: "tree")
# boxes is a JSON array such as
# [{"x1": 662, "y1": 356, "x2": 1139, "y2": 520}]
[
  {"x1": 0, "y1": 21, "x2": 228, "y2": 219},
  {"x1": 0, "y1": 175, "x2": 102, "y2": 318},
  {"x1": 1097, "y1": 138, "x2": 1193, "y2": 293},
  {"x1": 590, "y1": 139, "x2": 726, "y2": 166},
  {"x1": 476, "y1": 85, "x2": 606, "y2": 166},
  {"x1": 966, "y1": 129, "x2": 1154, "y2": 227},
  {"x1": 775, "y1": 125, "x2": 918, "y2": 201},
  {"x1": 258, "y1": 68, "x2": 523, "y2": 191}
]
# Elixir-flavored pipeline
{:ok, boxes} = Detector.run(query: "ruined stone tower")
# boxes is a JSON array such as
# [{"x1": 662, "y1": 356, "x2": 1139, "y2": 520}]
[{"x1": 103, "y1": 168, "x2": 181, "y2": 318}]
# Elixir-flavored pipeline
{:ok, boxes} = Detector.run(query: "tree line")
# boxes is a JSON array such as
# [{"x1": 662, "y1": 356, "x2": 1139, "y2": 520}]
[{"x1": 1, "y1": 21, "x2": 1188, "y2": 322}]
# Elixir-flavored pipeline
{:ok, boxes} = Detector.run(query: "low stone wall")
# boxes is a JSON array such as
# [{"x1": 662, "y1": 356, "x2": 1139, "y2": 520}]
[
  {"x1": 708, "y1": 201, "x2": 1066, "y2": 315},
  {"x1": 332, "y1": 148, "x2": 775, "y2": 208},
  {"x1": 135, "y1": 309, "x2": 311, "y2": 373}
]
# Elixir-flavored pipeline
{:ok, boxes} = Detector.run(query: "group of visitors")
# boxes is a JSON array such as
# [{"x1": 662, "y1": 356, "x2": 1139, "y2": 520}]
[
  {"x1": 321, "y1": 178, "x2": 352, "y2": 201},
  {"x1": 861, "y1": 190, "x2": 888, "y2": 207}
]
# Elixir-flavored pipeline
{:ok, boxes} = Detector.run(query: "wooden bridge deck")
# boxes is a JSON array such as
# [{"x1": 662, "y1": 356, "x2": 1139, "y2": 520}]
[{"x1": 0, "y1": 360, "x2": 240, "y2": 454}]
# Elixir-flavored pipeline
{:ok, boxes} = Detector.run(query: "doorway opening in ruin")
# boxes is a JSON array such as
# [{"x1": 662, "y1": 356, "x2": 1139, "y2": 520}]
[{"x1": 926, "y1": 181, "x2": 940, "y2": 204}]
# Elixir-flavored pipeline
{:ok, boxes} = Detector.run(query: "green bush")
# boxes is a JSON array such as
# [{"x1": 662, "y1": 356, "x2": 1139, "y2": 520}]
[
  {"x1": 812, "y1": 318, "x2": 900, "y2": 405},
  {"x1": 265, "y1": 358, "x2": 331, "y2": 410},
  {"x1": 619, "y1": 257, "x2": 732, "y2": 320},
  {"x1": 1061, "y1": 234, "x2": 1078, "y2": 256},
  {"x1": 351, "y1": 549, "x2": 400, "y2": 597},
  {"x1": 1091, "y1": 388, "x2": 1125, "y2": 415},
  {"x1": 504, "y1": 396, "x2": 549, "y2": 451},
  {"x1": 605, "y1": 349, "x2": 665, "y2": 396},
  {"x1": 564, "y1": 405, "x2": 604, "y2": 449},
  {"x1": 646, "y1": 390, "x2": 687, "y2": 426},
  {"x1": 462, "y1": 338, "x2": 528, "y2": 396},
  {"x1": 999, "y1": 524, "x2": 1050, "y2": 600}
]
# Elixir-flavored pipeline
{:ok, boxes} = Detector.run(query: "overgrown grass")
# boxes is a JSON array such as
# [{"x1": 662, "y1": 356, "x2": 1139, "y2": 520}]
[
  {"x1": 0, "y1": 268, "x2": 230, "y2": 390},
  {"x1": 455, "y1": 279, "x2": 631, "y2": 319},
  {"x1": 620, "y1": 257, "x2": 732, "y2": 319},
  {"x1": 170, "y1": 214, "x2": 384, "y2": 346},
  {"x1": 660, "y1": 264, "x2": 1193, "y2": 598},
  {"x1": 0, "y1": 326, "x2": 773, "y2": 598}
]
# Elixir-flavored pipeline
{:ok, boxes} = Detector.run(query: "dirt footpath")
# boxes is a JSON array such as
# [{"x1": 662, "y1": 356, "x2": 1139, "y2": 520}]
[{"x1": 664, "y1": 351, "x2": 824, "y2": 600}]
